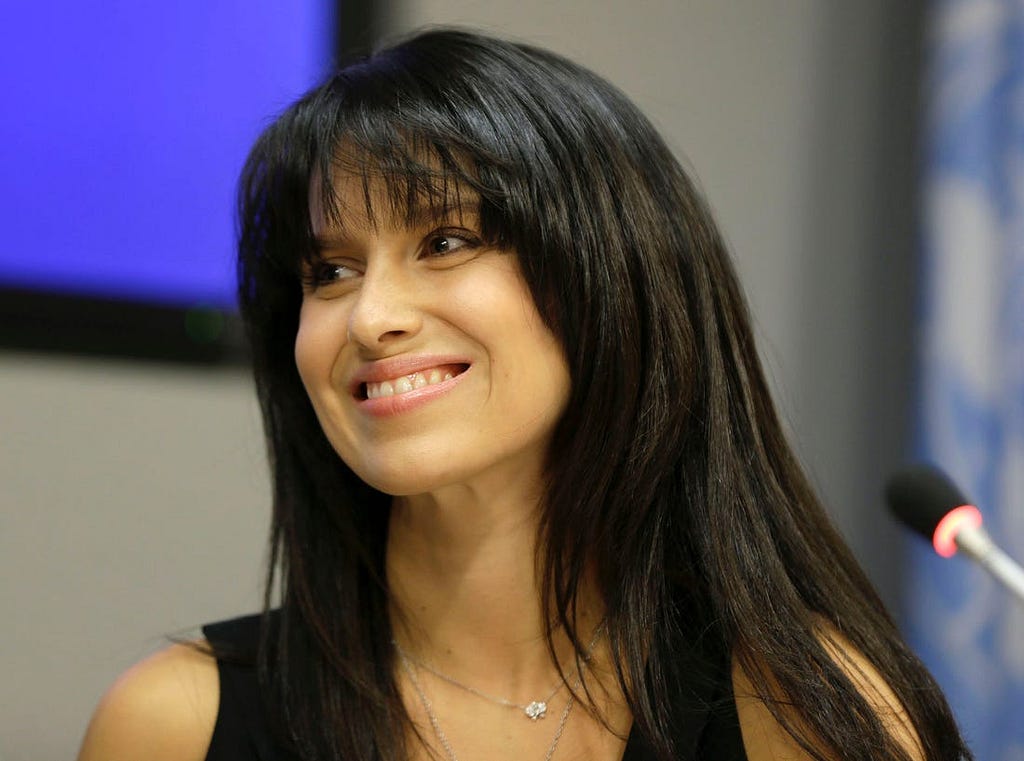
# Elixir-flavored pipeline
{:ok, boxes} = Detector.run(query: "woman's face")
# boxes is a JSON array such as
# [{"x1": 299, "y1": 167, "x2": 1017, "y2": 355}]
[{"x1": 295, "y1": 172, "x2": 571, "y2": 497}]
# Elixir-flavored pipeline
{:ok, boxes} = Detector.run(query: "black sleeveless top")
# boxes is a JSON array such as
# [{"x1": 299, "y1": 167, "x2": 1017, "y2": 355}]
[{"x1": 202, "y1": 614, "x2": 747, "y2": 760}]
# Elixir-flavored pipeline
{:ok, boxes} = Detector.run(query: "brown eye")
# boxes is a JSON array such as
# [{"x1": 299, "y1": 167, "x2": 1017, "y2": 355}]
[
  {"x1": 427, "y1": 235, "x2": 460, "y2": 254},
  {"x1": 422, "y1": 230, "x2": 480, "y2": 258},
  {"x1": 302, "y1": 260, "x2": 359, "y2": 290}
]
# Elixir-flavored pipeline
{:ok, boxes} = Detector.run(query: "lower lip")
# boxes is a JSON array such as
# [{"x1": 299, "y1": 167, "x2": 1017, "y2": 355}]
[{"x1": 356, "y1": 368, "x2": 468, "y2": 418}]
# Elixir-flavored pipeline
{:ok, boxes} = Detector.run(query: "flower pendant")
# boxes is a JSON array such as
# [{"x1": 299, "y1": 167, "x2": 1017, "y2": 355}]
[{"x1": 524, "y1": 701, "x2": 547, "y2": 720}]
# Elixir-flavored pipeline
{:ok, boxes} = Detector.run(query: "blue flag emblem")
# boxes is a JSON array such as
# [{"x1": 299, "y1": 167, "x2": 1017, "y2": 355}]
[{"x1": 911, "y1": 1, "x2": 1024, "y2": 758}]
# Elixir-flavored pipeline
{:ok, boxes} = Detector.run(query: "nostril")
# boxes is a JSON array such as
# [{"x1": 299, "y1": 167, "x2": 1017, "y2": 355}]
[{"x1": 379, "y1": 329, "x2": 408, "y2": 342}]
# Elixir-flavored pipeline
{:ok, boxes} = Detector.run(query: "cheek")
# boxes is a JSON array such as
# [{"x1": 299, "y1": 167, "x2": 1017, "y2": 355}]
[
  {"x1": 473, "y1": 287, "x2": 570, "y2": 408},
  {"x1": 294, "y1": 302, "x2": 344, "y2": 392}
]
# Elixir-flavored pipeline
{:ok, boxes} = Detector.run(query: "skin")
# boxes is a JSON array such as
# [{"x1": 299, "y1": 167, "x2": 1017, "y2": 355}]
[
  {"x1": 294, "y1": 176, "x2": 571, "y2": 500},
  {"x1": 76, "y1": 637, "x2": 925, "y2": 761},
  {"x1": 77, "y1": 643, "x2": 218, "y2": 761},
  {"x1": 297, "y1": 174, "x2": 620, "y2": 759},
  {"x1": 76, "y1": 172, "x2": 926, "y2": 761}
]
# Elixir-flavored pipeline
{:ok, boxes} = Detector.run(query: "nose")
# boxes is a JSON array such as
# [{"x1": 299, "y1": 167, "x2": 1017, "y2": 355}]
[{"x1": 346, "y1": 261, "x2": 423, "y2": 349}]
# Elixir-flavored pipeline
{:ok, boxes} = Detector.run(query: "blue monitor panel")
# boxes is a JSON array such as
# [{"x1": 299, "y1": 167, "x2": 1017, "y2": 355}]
[{"x1": 0, "y1": 1, "x2": 372, "y2": 362}]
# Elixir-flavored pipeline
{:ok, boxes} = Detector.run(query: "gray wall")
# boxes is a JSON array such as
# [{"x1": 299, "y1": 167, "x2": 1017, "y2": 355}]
[
  {"x1": 1, "y1": 357, "x2": 268, "y2": 761},
  {"x1": 0, "y1": 3, "x2": 924, "y2": 759}
]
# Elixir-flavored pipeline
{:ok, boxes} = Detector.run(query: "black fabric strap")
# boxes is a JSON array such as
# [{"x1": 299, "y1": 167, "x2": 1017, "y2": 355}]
[
  {"x1": 203, "y1": 614, "x2": 290, "y2": 761},
  {"x1": 201, "y1": 612, "x2": 747, "y2": 760}
]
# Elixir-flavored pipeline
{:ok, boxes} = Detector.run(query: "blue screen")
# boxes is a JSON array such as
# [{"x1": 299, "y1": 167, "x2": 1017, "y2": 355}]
[{"x1": 0, "y1": 2, "x2": 332, "y2": 308}]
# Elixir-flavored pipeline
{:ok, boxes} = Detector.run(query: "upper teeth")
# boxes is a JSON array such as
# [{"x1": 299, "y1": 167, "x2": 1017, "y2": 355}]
[{"x1": 366, "y1": 368, "x2": 455, "y2": 399}]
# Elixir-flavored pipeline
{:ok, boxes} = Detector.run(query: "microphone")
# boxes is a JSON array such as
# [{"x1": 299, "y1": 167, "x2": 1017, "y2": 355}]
[{"x1": 885, "y1": 465, "x2": 1024, "y2": 605}]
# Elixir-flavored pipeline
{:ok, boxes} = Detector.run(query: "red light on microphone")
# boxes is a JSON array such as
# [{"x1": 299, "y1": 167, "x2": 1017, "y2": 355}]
[{"x1": 932, "y1": 504, "x2": 983, "y2": 558}]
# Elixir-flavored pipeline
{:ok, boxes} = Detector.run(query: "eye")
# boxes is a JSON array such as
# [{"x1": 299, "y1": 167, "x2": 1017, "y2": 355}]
[
  {"x1": 422, "y1": 229, "x2": 480, "y2": 258},
  {"x1": 301, "y1": 259, "x2": 360, "y2": 291}
]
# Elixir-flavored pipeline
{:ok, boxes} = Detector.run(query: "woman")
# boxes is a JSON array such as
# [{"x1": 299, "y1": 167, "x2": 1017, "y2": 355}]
[{"x1": 78, "y1": 29, "x2": 971, "y2": 761}]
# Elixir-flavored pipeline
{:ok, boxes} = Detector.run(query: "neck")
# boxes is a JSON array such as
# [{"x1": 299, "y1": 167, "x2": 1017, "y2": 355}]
[{"x1": 385, "y1": 481, "x2": 603, "y2": 695}]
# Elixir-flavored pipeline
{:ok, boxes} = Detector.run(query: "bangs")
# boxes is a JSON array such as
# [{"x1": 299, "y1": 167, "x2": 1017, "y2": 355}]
[
  {"x1": 240, "y1": 28, "x2": 584, "y2": 329},
  {"x1": 312, "y1": 136, "x2": 495, "y2": 250},
  {"x1": 295, "y1": 85, "x2": 521, "y2": 268}
]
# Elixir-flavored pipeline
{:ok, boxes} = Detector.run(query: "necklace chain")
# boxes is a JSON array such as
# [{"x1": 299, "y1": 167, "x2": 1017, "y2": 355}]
[
  {"x1": 399, "y1": 649, "x2": 576, "y2": 761},
  {"x1": 394, "y1": 623, "x2": 605, "y2": 761},
  {"x1": 392, "y1": 622, "x2": 605, "y2": 722},
  {"x1": 393, "y1": 643, "x2": 567, "y2": 720}
]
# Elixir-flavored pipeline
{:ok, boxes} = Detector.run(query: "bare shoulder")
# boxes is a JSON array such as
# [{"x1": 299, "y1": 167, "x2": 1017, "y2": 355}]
[
  {"x1": 731, "y1": 626, "x2": 924, "y2": 761},
  {"x1": 77, "y1": 641, "x2": 220, "y2": 761}
]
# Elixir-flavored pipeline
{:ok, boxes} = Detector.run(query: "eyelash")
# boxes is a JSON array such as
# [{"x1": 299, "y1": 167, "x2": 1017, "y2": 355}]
[
  {"x1": 421, "y1": 229, "x2": 480, "y2": 257},
  {"x1": 301, "y1": 261, "x2": 357, "y2": 289},
  {"x1": 302, "y1": 228, "x2": 482, "y2": 290}
]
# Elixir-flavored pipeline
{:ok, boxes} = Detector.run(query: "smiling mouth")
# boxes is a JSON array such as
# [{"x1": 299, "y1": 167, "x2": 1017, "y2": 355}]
[{"x1": 360, "y1": 363, "x2": 469, "y2": 400}]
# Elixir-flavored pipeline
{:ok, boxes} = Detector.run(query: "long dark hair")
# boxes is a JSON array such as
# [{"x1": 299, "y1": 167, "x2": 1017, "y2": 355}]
[{"x1": 236, "y1": 28, "x2": 969, "y2": 761}]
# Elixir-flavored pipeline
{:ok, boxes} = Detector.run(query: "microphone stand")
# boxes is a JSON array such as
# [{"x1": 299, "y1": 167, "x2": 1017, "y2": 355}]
[{"x1": 955, "y1": 524, "x2": 1024, "y2": 605}]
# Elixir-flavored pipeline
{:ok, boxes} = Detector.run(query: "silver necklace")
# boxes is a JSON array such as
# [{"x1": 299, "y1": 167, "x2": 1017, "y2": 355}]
[
  {"x1": 398, "y1": 649, "x2": 576, "y2": 761},
  {"x1": 392, "y1": 642, "x2": 566, "y2": 720},
  {"x1": 391, "y1": 623, "x2": 605, "y2": 722}
]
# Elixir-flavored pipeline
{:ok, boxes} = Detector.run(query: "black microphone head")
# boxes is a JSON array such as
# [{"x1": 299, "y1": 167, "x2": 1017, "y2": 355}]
[{"x1": 885, "y1": 465, "x2": 973, "y2": 540}]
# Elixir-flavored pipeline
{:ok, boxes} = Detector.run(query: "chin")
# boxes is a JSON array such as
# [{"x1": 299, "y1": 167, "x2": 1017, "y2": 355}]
[{"x1": 346, "y1": 462, "x2": 457, "y2": 498}]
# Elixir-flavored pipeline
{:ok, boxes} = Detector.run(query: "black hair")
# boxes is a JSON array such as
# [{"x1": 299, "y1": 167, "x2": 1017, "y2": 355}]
[{"x1": 237, "y1": 28, "x2": 970, "y2": 761}]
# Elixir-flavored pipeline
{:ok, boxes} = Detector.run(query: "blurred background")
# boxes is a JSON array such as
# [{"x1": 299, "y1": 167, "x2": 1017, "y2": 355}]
[{"x1": 2, "y1": 1, "x2": 1021, "y2": 759}]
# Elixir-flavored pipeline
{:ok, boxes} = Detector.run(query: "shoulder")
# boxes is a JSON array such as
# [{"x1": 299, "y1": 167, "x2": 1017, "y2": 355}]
[
  {"x1": 77, "y1": 641, "x2": 220, "y2": 761},
  {"x1": 730, "y1": 626, "x2": 924, "y2": 761}
]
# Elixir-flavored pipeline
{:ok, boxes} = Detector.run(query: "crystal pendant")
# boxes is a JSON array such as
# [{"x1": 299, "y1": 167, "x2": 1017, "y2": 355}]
[{"x1": 524, "y1": 701, "x2": 547, "y2": 720}]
